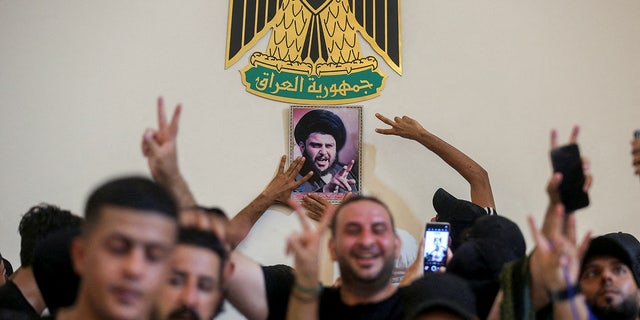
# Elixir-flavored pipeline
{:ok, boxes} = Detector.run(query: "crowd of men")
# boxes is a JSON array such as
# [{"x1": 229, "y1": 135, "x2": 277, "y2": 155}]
[{"x1": 1, "y1": 97, "x2": 640, "y2": 320}]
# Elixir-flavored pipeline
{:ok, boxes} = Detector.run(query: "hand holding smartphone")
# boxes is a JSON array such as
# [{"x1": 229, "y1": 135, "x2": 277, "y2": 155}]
[
  {"x1": 423, "y1": 222, "x2": 450, "y2": 273},
  {"x1": 550, "y1": 143, "x2": 589, "y2": 212}
]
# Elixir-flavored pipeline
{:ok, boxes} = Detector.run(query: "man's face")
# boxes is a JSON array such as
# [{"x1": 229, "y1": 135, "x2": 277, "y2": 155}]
[
  {"x1": 73, "y1": 206, "x2": 176, "y2": 320},
  {"x1": 299, "y1": 132, "x2": 337, "y2": 175},
  {"x1": 155, "y1": 245, "x2": 224, "y2": 320},
  {"x1": 329, "y1": 200, "x2": 400, "y2": 288},
  {"x1": 580, "y1": 256, "x2": 640, "y2": 319}
]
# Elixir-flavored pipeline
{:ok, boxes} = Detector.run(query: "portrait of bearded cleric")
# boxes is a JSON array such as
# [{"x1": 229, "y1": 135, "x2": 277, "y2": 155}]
[{"x1": 290, "y1": 106, "x2": 361, "y2": 202}]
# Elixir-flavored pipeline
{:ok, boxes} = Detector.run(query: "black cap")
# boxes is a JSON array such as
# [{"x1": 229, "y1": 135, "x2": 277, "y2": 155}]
[
  {"x1": 403, "y1": 273, "x2": 477, "y2": 320},
  {"x1": 32, "y1": 227, "x2": 81, "y2": 314},
  {"x1": 432, "y1": 188, "x2": 490, "y2": 252},
  {"x1": 581, "y1": 232, "x2": 640, "y2": 286},
  {"x1": 294, "y1": 109, "x2": 347, "y2": 151}
]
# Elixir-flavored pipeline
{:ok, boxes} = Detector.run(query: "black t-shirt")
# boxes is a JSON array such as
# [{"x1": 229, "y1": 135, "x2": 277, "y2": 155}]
[
  {"x1": 0, "y1": 281, "x2": 40, "y2": 319},
  {"x1": 263, "y1": 266, "x2": 405, "y2": 320}
]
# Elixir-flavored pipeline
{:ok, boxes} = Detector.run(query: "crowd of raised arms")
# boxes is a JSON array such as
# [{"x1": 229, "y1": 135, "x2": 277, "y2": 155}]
[{"x1": 1, "y1": 97, "x2": 640, "y2": 320}]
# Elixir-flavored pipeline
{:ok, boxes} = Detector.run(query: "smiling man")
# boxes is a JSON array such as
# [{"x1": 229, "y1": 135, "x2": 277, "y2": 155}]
[{"x1": 294, "y1": 109, "x2": 358, "y2": 193}]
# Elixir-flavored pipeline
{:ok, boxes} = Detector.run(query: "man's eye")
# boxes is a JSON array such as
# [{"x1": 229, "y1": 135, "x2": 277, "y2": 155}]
[
  {"x1": 169, "y1": 275, "x2": 185, "y2": 286},
  {"x1": 372, "y1": 224, "x2": 387, "y2": 234},
  {"x1": 105, "y1": 238, "x2": 129, "y2": 255},
  {"x1": 198, "y1": 278, "x2": 215, "y2": 292},
  {"x1": 146, "y1": 246, "x2": 169, "y2": 263}
]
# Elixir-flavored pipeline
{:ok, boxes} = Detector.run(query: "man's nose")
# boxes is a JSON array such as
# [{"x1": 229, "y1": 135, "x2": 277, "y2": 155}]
[
  {"x1": 179, "y1": 284, "x2": 198, "y2": 307},
  {"x1": 123, "y1": 249, "x2": 145, "y2": 278}
]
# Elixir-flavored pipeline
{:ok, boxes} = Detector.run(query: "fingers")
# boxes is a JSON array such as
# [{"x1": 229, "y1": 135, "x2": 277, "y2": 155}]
[
  {"x1": 375, "y1": 113, "x2": 394, "y2": 126},
  {"x1": 157, "y1": 96, "x2": 167, "y2": 132},
  {"x1": 294, "y1": 171, "x2": 313, "y2": 188},
  {"x1": 550, "y1": 129, "x2": 558, "y2": 149},
  {"x1": 276, "y1": 155, "x2": 287, "y2": 174},
  {"x1": 565, "y1": 213, "x2": 576, "y2": 244},
  {"x1": 569, "y1": 126, "x2": 580, "y2": 144},
  {"x1": 316, "y1": 203, "x2": 335, "y2": 235},
  {"x1": 142, "y1": 129, "x2": 160, "y2": 156},
  {"x1": 168, "y1": 103, "x2": 182, "y2": 137},
  {"x1": 288, "y1": 199, "x2": 311, "y2": 231},
  {"x1": 528, "y1": 216, "x2": 545, "y2": 249},
  {"x1": 577, "y1": 231, "x2": 592, "y2": 261}
]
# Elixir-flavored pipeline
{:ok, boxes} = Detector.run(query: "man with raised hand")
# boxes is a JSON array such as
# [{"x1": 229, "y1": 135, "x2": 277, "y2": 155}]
[{"x1": 141, "y1": 97, "x2": 312, "y2": 249}]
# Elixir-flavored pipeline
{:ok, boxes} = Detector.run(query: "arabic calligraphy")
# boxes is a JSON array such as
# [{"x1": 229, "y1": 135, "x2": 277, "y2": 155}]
[{"x1": 243, "y1": 65, "x2": 385, "y2": 104}]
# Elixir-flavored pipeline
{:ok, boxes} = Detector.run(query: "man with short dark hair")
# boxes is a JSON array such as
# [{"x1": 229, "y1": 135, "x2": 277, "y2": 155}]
[
  {"x1": 154, "y1": 227, "x2": 233, "y2": 320},
  {"x1": 57, "y1": 176, "x2": 179, "y2": 320},
  {"x1": 294, "y1": 109, "x2": 358, "y2": 193},
  {"x1": 0, "y1": 204, "x2": 83, "y2": 318}
]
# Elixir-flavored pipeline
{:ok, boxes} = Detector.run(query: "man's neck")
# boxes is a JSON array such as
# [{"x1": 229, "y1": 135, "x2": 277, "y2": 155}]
[
  {"x1": 12, "y1": 267, "x2": 46, "y2": 313},
  {"x1": 339, "y1": 281, "x2": 397, "y2": 306}
]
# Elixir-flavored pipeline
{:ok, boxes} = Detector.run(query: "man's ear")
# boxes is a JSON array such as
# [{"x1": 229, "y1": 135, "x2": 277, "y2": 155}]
[
  {"x1": 298, "y1": 141, "x2": 305, "y2": 154},
  {"x1": 70, "y1": 237, "x2": 86, "y2": 276}
]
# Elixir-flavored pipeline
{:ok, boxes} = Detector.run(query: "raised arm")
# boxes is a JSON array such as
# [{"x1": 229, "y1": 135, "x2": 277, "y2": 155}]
[
  {"x1": 142, "y1": 97, "x2": 197, "y2": 209},
  {"x1": 528, "y1": 207, "x2": 592, "y2": 319},
  {"x1": 375, "y1": 113, "x2": 494, "y2": 208},
  {"x1": 226, "y1": 155, "x2": 313, "y2": 249},
  {"x1": 284, "y1": 200, "x2": 334, "y2": 320}
]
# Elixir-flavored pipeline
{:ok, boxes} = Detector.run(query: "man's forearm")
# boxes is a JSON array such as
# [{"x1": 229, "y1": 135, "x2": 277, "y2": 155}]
[
  {"x1": 155, "y1": 173, "x2": 197, "y2": 209},
  {"x1": 227, "y1": 192, "x2": 276, "y2": 249},
  {"x1": 414, "y1": 129, "x2": 495, "y2": 208}
]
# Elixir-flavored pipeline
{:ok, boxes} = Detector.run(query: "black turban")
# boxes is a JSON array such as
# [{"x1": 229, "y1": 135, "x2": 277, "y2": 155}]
[{"x1": 294, "y1": 109, "x2": 347, "y2": 151}]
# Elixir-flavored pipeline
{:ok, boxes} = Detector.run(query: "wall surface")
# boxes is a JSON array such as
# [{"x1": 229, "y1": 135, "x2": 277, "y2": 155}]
[{"x1": 1, "y1": 1, "x2": 639, "y2": 319}]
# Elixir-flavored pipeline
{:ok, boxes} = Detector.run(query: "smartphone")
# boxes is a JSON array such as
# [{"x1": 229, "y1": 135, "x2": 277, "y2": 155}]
[
  {"x1": 550, "y1": 143, "x2": 590, "y2": 212},
  {"x1": 423, "y1": 222, "x2": 450, "y2": 273},
  {"x1": 634, "y1": 130, "x2": 640, "y2": 138}
]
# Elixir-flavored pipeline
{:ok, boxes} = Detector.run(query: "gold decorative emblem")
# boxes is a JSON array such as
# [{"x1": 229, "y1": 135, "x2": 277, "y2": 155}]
[{"x1": 225, "y1": 0, "x2": 401, "y2": 104}]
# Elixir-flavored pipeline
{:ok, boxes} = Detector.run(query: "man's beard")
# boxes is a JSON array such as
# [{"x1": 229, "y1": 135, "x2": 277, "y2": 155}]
[
  {"x1": 166, "y1": 306, "x2": 200, "y2": 320},
  {"x1": 336, "y1": 247, "x2": 396, "y2": 291},
  {"x1": 589, "y1": 293, "x2": 639, "y2": 320},
  {"x1": 304, "y1": 150, "x2": 338, "y2": 176}
]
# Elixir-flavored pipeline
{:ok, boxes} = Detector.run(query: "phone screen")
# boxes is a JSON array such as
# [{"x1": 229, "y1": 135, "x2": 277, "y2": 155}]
[
  {"x1": 550, "y1": 143, "x2": 589, "y2": 212},
  {"x1": 423, "y1": 222, "x2": 450, "y2": 273}
]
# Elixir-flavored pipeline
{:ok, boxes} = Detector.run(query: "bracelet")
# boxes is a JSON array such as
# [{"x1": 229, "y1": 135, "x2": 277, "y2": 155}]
[
  {"x1": 291, "y1": 289, "x2": 320, "y2": 303},
  {"x1": 293, "y1": 282, "x2": 323, "y2": 295},
  {"x1": 549, "y1": 283, "x2": 581, "y2": 301}
]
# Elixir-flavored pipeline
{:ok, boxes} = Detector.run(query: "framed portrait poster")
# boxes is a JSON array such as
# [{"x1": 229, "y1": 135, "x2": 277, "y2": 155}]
[{"x1": 290, "y1": 106, "x2": 362, "y2": 202}]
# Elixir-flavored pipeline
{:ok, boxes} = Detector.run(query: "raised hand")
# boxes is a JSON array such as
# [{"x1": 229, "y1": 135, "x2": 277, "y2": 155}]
[
  {"x1": 142, "y1": 96, "x2": 182, "y2": 183},
  {"x1": 374, "y1": 113, "x2": 425, "y2": 141},
  {"x1": 530, "y1": 205, "x2": 591, "y2": 293},
  {"x1": 285, "y1": 199, "x2": 334, "y2": 287},
  {"x1": 322, "y1": 160, "x2": 355, "y2": 193},
  {"x1": 262, "y1": 155, "x2": 313, "y2": 205}
]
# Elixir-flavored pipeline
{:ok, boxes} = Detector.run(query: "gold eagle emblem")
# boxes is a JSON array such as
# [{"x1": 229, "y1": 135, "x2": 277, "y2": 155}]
[{"x1": 225, "y1": 0, "x2": 402, "y2": 104}]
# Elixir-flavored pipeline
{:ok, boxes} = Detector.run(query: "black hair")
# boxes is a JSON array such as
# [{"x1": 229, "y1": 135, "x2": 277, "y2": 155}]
[
  {"x1": 18, "y1": 203, "x2": 83, "y2": 266},
  {"x1": 84, "y1": 176, "x2": 178, "y2": 233},
  {"x1": 330, "y1": 195, "x2": 396, "y2": 236},
  {"x1": 177, "y1": 227, "x2": 228, "y2": 264},
  {"x1": 187, "y1": 205, "x2": 229, "y2": 220},
  {"x1": 294, "y1": 109, "x2": 347, "y2": 151}
]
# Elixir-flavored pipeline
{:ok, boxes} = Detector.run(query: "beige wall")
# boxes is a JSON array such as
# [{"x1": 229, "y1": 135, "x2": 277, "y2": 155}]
[{"x1": 1, "y1": 1, "x2": 639, "y2": 318}]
